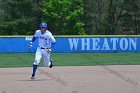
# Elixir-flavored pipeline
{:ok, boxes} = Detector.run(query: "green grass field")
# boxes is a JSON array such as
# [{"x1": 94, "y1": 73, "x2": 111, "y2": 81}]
[{"x1": 0, "y1": 53, "x2": 140, "y2": 67}]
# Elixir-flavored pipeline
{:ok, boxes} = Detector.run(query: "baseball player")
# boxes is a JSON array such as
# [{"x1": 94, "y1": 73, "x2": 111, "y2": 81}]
[{"x1": 29, "y1": 22, "x2": 56, "y2": 79}]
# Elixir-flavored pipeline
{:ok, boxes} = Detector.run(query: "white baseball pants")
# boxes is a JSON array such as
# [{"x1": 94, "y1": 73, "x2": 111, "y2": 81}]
[{"x1": 33, "y1": 47, "x2": 51, "y2": 67}]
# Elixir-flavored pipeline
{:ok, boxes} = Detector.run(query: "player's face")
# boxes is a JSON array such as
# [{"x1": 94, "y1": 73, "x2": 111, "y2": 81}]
[{"x1": 40, "y1": 28, "x2": 46, "y2": 34}]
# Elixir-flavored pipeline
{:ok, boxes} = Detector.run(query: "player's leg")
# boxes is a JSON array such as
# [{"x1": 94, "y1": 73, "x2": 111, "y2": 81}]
[
  {"x1": 49, "y1": 59, "x2": 53, "y2": 68},
  {"x1": 42, "y1": 49, "x2": 53, "y2": 68},
  {"x1": 31, "y1": 48, "x2": 42, "y2": 79}
]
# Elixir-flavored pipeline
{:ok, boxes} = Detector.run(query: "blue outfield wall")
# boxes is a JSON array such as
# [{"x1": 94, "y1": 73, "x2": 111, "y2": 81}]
[{"x1": 0, "y1": 36, "x2": 140, "y2": 53}]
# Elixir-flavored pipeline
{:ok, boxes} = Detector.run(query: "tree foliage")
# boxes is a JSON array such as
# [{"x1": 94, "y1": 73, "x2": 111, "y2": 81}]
[
  {"x1": 0, "y1": 0, "x2": 140, "y2": 35},
  {"x1": 42, "y1": 0, "x2": 85, "y2": 35},
  {"x1": 0, "y1": 0, "x2": 42, "y2": 35},
  {"x1": 84, "y1": 0, "x2": 140, "y2": 35}
]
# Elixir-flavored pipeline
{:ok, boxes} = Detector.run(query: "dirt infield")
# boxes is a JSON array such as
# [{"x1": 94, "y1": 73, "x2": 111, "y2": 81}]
[{"x1": 0, "y1": 66, "x2": 140, "y2": 93}]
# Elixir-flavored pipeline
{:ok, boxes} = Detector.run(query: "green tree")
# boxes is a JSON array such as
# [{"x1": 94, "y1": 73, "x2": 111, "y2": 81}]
[
  {"x1": 0, "y1": 0, "x2": 140, "y2": 35},
  {"x1": 42, "y1": 0, "x2": 85, "y2": 35},
  {"x1": 83, "y1": 0, "x2": 140, "y2": 35},
  {"x1": 83, "y1": 0, "x2": 95, "y2": 34},
  {"x1": 83, "y1": 0, "x2": 112, "y2": 35},
  {"x1": 0, "y1": 0, "x2": 42, "y2": 35},
  {"x1": 105, "y1": 0, "x2": 140, "y2": 35},
  {"x1": 118, "y1": 0, "x2": 140, "y2": 34}
]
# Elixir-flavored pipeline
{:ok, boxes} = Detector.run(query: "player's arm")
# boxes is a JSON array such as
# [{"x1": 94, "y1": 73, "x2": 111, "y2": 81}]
[
  {"x1": 46, "y1": 33, "x2": 56, "y2": 53},
  {"x1": 48, "y1": 32, "x2": 56, "y2": 47},
  {"x1": 29, "y1": 36, "x2": 36, "y2": 49},
  {"x1": 50, "y1": 34, "x2": 56, "y2": 48},
  {"x1": 29, "y1": 31, "x2": 38, "y2": 48},
  {"x1": 31, "y1": 36, "x2": 37, "y2": 42},
  {"x1": 46, "y1": 39, "x2": 56, "y2": 53}
]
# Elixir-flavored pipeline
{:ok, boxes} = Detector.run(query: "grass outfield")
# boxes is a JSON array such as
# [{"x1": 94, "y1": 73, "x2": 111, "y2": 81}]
[{"x1": 0, "y1": 53, "x2": 140, "y2": 67}]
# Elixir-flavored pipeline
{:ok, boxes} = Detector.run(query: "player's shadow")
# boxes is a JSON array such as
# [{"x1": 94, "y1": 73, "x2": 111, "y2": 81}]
[{"x1": 16, "y1": 79, "x2": 51, "y2": 81}]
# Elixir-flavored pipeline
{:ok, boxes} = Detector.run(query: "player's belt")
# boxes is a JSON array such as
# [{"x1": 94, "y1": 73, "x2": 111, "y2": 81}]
[
  {"x1": 39, "y1": 46, "x2": 50, "y2": 49},
  {"x1": 40, "y1": 47, "x2": 45, "y2": 49}
]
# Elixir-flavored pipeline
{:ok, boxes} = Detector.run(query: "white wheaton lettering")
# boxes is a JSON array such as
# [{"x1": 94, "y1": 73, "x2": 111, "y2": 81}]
[
  {"x1": 68, "y1": 38, "x2": 79, "y2": 50},
  {"x1": 111, "y1": 38, "x2": 118, "y2": 50},
  {"x1": 92, "y1": 38, "x2": 100, "y2": 50},
  {"x1": 101, "y1": 38, "x2": 110, "y2": 50},
  {"x1": 81, "y1": 38, "x2": 90, "y2": 50},
  {"x1": 129, "y1": 38, "x2": 137, "y2": 50},
  {"x1": 120, "y1": 38, "x2": 128, "y2": 50},
  {"x1": 68, "y1": 37, "x2": 137, "y2": 51}
]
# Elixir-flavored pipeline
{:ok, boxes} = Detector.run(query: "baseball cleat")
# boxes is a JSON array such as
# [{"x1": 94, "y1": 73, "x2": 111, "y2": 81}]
[
  {"x1": 31, "y1": 76, "x2": 35, "y2": 79},
  {"x1": 31, "y1": 74, "x2": 35, "y2": 79},
  {"x1": 49, "y1": 59, "x2": 53, "y2": 68}
]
